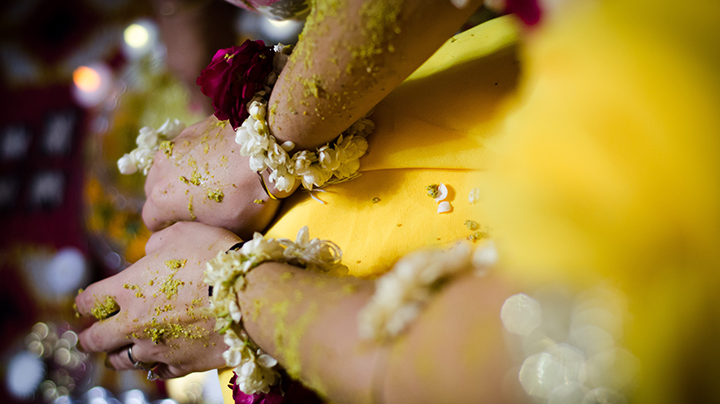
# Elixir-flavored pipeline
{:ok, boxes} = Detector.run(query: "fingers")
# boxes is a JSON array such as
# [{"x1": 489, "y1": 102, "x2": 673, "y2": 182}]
[
  {"x1": 105, "y1": 344, "x2": 190, "y2": 380},
  {"x1": 75, "y1": 277, "x2": 122, "y2": 319},
  {"x1": 154, "y1": 364, "x2": 190, "y2": 380},
  {"x1": 77, "y1": 314, "x2": 132, "y2": 353},
  {"x1": 104, "y1": 346, "x2": 133, "y2": 371},
  {"x1": 105, "y1": 344, "x2": 159, "y2": 372}
]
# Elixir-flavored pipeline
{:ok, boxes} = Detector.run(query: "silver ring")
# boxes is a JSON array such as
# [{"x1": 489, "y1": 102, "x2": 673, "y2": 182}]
[{"x1": 127, "y1": 346, "x2": 159, "y2": 380}]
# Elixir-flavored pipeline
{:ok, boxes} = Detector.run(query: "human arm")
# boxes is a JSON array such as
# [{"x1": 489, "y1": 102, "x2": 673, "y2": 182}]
[
  {"x1": 236, "y1": 261, "x2": 516, "y2": 404},
  {"x1": 74, "y1": 222, "x2": 240, "y2": 379},
  {"x1": 268, "y1": 0, "x2": 484, "y2": 150}
]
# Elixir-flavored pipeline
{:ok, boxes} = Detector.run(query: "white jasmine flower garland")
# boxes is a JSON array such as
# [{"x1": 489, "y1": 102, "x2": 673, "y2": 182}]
[
  {"x1": 234, "y1": 46, "x2": 374, "y2": 193},
  {"x1": 358, "y1": 240, "x2": 498, "y2": 342},
  {"x1": 117, "y1": 118, "x2": 186, "y2": 175},
  {"x1": 203, "y1": 226, "x2": 348, "y2": 395}
]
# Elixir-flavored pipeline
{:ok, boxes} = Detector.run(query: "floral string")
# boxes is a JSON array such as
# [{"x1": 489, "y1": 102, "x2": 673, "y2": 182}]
[
  {"x1": 117, "y1": 118, "x2": 186, "y2": 175},
  {"x1": 203, "y1": 227, "x2": 347, "y2": 396},
  {"x1": 236, "y1": 94, "x2": 373, "y2": 193},
  {"x1": 358, "y1": 240, "x2": 498, "y2": 342},
  {"x1": 230, "y1": 43, "x2": 374, "y2": 193}
]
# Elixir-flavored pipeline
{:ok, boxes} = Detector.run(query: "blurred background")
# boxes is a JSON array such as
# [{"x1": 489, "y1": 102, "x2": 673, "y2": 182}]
[{"x1": 0, "y1": 0, "x2": 305, "y2": 402}]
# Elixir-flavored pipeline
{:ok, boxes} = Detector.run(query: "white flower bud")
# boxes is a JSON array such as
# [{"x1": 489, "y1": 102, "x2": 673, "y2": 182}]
[
  {"x1": 157, "y1": 118, "x2": 186, "y2": 140},
  {"x1": 117, "y1": 153, "x2": 138, "y2": 174},
  {"x1": 136, "y1": 127, "x2": 159, "y2": 149}
]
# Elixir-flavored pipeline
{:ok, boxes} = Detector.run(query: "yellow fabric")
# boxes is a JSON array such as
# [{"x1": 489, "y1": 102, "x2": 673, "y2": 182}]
[
  {"x1": 485, "y1": 1, "x2": 720, "y2": 403},
  {"x1": 220, "y1": 17, "x2": 522, "y2": 401},
  {"x1": 265, "y1": 16, "x2": 521, "y2": 278}
]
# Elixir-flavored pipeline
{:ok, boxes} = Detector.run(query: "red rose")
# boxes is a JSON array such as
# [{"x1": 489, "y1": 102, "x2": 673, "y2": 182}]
[
  {"x1": 505, "y1": 0, "x2": 542, "y2": 26},
  {"x1": 197, "y1": 40, "x2": 275, "y2": 129}
]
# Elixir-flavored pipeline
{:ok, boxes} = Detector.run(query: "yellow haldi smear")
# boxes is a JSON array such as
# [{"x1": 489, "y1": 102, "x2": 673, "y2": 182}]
[
  {"x1": 165, "y1": 259, "x2": 186, "y2": 269},
  {"x1": 160, "y1": 140, "x2": 174, "y2": 157},
  {"x1": 91, "y1": 296, "x2": 119, "y2": 320},
  {"x1": 468, "y1": 231, "x2": 488, "y2": 242},
  {"x1": 284, "y1": 303, "x2": 318, "y2": 378},
  {"x1": 123, "y1": 283, "x2": 145, "y2": 298},
  {"x1": 207, "y1": 189, "x2": 224, "y2": 202},
  {"x1": 188, "y1": 195, "x2": 196, "y2": 220},
  {"x1": 142, "y1": 318, "x2": 207, "y2": 344},
  {"x1": 154, "y1": 304, "x2": 174, "y2": 315},
  {"x1": 160, "y1": 274, "x2": 184, "y2": 299}
]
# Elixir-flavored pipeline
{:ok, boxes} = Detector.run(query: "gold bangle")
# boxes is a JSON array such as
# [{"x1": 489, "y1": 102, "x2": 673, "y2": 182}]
[{"x1": 257, "y1": 172, "x2": 278, "y2": 200}]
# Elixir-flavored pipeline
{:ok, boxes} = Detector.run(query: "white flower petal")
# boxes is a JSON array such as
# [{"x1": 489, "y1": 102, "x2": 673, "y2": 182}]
[
  {"x1": 157, "y1": 118, "x2": 186, "y2": 139},
  {"x1": 229, "y1": 300, "x2": 242, "y2": 323},
  {"x1": 468, "y1": 187, "x2": 480, "y2": 204},
  {"x1": 137, "y1": 127, "x2": 160, "y2": 149},
  {"x1": 434, "y1": 183, "x2": 448, "y2": 203},
  {"x1": 437, "y1": 201, "x2": 453, "y2": 214},
  {"x1": 117, "y1": 153, "x2": 138, "y2": 174},
  {"x1": 257, "y1": 353, "x2": 277, "y2": 368}
]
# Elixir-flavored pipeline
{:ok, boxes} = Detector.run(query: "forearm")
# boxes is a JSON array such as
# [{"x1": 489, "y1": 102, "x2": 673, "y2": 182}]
[
  {"x1": 237, "y1": 262, "x2": 516, "y2": 403},
  {"x1": 238, "y1": 262, "x2": 380, "y2": 404},
  {"x1": 269, "y1": 0, "x2": 483, "y2": 149}
]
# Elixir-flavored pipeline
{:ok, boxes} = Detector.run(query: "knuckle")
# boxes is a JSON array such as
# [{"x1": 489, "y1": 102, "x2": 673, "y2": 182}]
[
  {"x1": 79, "y1": 328, "x2": 101, "y2": 352},
  {"x1": 141, "y1": 202, "x2": 156, "y2": 229},
  {"x1": 88, "y1": 329, "x2": 105, "y2": 351},
  {"x1": 76, "y1": 290, "x2": 95, "y2": 315}
]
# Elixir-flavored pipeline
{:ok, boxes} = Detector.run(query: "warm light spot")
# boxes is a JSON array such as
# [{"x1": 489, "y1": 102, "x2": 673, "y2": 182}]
[
  {"x1": 268, "y1": 18, "x2": 290, "y2": 27},
  {"x1": 124, "y1": 23, "x2": 149, "y2": 48},
  {"x1": 73, "y1": 66, "x2": 101, "y2": 92}
]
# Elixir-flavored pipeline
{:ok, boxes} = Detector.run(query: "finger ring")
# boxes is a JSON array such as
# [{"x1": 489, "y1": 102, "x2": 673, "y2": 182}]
[{"x1": 127, "y1": 346, "x2": 159, "y2": 380}]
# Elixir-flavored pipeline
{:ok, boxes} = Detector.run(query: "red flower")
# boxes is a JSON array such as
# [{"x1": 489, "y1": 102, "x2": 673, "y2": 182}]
[
  {"x1": 229, "y1": 373, "x2": 285, "y2": 404},
  {"x1": 197, "y1": 40, "x2": 276, "y2": 129},
  {"x1": 506, "y1": 0, "x2": 542, "y2": 26},
  {"x1": 228, "y1": 372, "x2": 322, "y2": 404}
]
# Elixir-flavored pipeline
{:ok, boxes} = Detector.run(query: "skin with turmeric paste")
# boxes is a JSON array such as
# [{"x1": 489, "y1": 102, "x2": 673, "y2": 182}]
[
  {"x1": 75, "y1": 223, "x2": 238, "y2": 378},
  {"x1": 91, "y1": 296, "x2": 119, "y2": 320}
]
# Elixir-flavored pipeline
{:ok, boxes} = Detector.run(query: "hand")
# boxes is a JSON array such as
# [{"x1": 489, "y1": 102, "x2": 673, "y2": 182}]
[
  {"x1": 75, "y1": 222, "x2": 240, "y2": 379},
  {"x1": 142, "y1": 115, "x2": 287, "y2": 240}
]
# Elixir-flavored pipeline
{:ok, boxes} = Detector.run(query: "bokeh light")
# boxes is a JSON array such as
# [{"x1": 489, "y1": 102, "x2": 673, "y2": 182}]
[
  {"x1": 73, "y1": 66, "x2": 101, "y2": 92},
  {"x1": 71, "y1": 63, "x2": 113, "y2": 107},
  {"x1": 268, "y1": 18, "x2": 290, "y2": 27},
  {"x1": 6, "y1": 351, "x2": 46, "y2": 399},
  {"x1": 124, "y1": 23, "x2": 149, "y2": 49}
]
